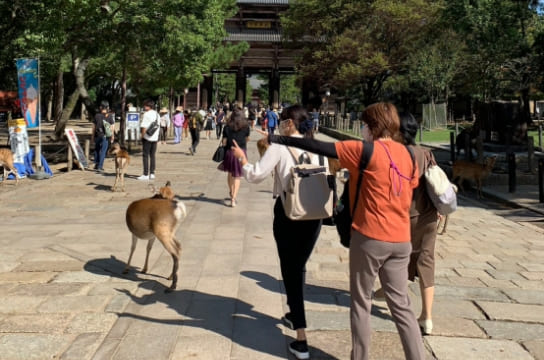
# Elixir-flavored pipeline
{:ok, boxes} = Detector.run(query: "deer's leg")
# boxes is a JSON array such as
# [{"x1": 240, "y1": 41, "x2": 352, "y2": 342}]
[
  {"x1": 142, "y1": 237, "x2": 155, "y2": 274},
  {"x1": 154, "y1": 230, "x2": 181, "y2": 292},
  {"x1": 123, "y1": 234, "x2": 138, "y2": 274},
  {"x1": 120, "y1": 168, "x2": 125, "y2": 192},
  {"x1": 476, "y1": 178, "x2": 483, "y2": 198}
]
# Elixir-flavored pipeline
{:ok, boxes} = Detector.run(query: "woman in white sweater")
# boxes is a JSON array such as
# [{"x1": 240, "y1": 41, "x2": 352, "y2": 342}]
[{"x1": 232, "y1": 105, "x2": 329, "y2": 360}]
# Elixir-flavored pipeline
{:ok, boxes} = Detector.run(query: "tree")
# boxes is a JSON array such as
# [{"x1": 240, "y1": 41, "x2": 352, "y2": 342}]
[{"x1": 282, "y1": 0, "x2": 442, "y2": 105}]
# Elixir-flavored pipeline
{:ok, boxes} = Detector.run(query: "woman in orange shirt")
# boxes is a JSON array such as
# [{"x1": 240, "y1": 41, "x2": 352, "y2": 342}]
[{"x1": 249, "y1": 103, "x2": 425, "y2": 360}]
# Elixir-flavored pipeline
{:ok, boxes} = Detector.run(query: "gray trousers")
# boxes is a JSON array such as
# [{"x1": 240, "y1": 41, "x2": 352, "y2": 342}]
[{"x1": 349, "y1": 231, "x2": 425, "y2": 360}]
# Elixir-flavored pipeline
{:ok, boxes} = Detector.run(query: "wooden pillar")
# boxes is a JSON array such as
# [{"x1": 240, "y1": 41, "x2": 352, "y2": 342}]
[
  {"x1": 269, "y1": 70, "x2": 280, "y2": 110},
  {"x1": 235, "y1": 68, "x2": 246, "y2": 109},
  {"x1": 201, "y1": 75, "x2": 213, "y2": 111}
]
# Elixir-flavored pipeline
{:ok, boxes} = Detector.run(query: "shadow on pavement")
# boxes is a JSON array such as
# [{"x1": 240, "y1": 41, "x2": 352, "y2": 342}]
[
  {"x1": 241, "y1": 271, "x2": 393, "y2": 321},
  {"x1": 84, "y1": 257, "x2": 340, "y2": 359}
]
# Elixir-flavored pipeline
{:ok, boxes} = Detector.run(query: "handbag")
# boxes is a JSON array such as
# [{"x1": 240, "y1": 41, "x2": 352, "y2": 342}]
[
  {"x1": 212, "y1": 138, "x2": 225, "y2": 163},
  {"x1": 424, "y1": 151, "x2": 457, "y2": 215},
  {"x1": 145, "y1": 113, "x2": 160, "y2": 136}
]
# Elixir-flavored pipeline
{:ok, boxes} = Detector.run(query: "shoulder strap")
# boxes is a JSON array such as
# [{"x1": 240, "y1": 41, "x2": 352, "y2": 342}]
[
  {"x1": 351, "y1": 140, "x2": 374, "y2": 216},
  {"x1": 287, "y1": 147, "x2": 311, "y2": 165},
  {"x1": 405, "y1": 145, "x2": 416, "y2": 178}
]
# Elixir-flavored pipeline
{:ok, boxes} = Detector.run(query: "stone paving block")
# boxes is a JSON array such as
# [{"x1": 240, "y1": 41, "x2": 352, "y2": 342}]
[
  {"x1": 523, "y1": 340, "x2": 544, "y2": 360},
  {"x1": 479, "y1": 277, "x2": 519, "y2": 289},
  {"x1": 430, "y1": 317, "x2": 487, "y2": 338},
  {"x1": 172, "y1": 334, "x2": 232, "y2": 360},
  {"x1": 241, "y1": 247, "x2": 279, "y2": 266},
  {"x1": 426, "y1": 336, "x2": 534, "y2": 360},
  {"x1": 454, "y1": 268, "x2": 494, "y2": 280},
  {"x1": 113, "y1": 323, "x2": 179, "y2": 360},
  {"x1": 65, "y1": 313, "x2": 118, "y2": 333},
  {"x1": 429, "y1": 299, "x2": 487, "y2": 320},
  {"x1": 306, "y1": 310, "x2": 350, "y2": 331},
  {"x1": 476, "y1": 320, "x2": 544, "y2": 341},
  {"x1": 38, "y1": 295, "x2": 110, "y2": 313},
  {"x1": 305, "y1": 295, "x2": 344, "y2": 312},
  {"x1": 0, "y1": 313, "x2": 72, "y2": 333},
  {"x1": 434, "y1": 285, "x2": 510, "y2": 301},
  {"x1": 231, "y1": 313, "x2": 287, "y2": 359},
  {"x1": 489, "y1": 261, "x2": 526, "y2": 272},
  {"x1": 181, "y1": 298, "x2": 235, "y2": 337},
  {"x1": 0, "y1": 296, "x2": 47, "y2": 314},
  {"x1": 52, "y1": 270, "x2": 113, "y2": 283},
  {"x1": 60, "y1": 333, "x2": 104, "y2": 360},
  {"x1": 519, "y1": 262, "x2": 544, "y2": 272},
  {"x1": 7, "y1": 282, "x2": 89, "y2": 296},
  {"x1": 513, "y1": 279, "x2": 544, "y2": 290},
  {"x1": 446, "y1": 275, "x2": 486, "y2": 288},
  {"x1": 0, "y1": 271, "x2": 56, "y2": 283},
  {"x1": 0, "y1": 333, "x2": 73, "y2": 360},
  {"x1": 0, "y1": 262, "x2": 19, "y2": 273},
  {"x1": 200, "y1": 254, "x2": 241, "y2": 276},
  {"x1": 0, "y1": 283, "x2": 15, "y2": 295},
  {"x1": 477, "y1": 301, "x2": 544, "y2": 323},
  {"x1": 521, "y1": 271, "x2": 544, "y2": 280},
  {"x1": 25, "y1": 248, "x2": 78, "y2": 262},
  {"x1": 487, "y1": 269, "x2": 527, "y2": 281},
  {"x1": 195, "y1": 276, "x2": 240, "y2": 298},
  {"x1": 13, "y1": 260, "x2": 83, "y2": 272},
  {"x1": 105, "y1": 293, "x2": 132, "y2": 313},
  {"x1": 502, "y1": 288, "x2": 544, "y2": 305}
]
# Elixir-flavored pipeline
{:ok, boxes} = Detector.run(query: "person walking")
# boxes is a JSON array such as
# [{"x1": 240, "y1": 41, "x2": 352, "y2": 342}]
[
  {"x1": 138, "y1": 99, "x2": 160, "y2": 180},
  {"x1": 172, "y1": 106, "x2": 184, "y2": 144},
  {"x1": 159, "y1": 107, "x2": 170, "y2": 144},
  {"x1": 204, "y1": 109, "x2": 215, "y2": 140},
  {"x1": 182, "y1": 109, "x2": 190, "y2": 140},
  {"x1": 219, "y1": 108, "x2": 250, "y2": 207},
  {"x1": 91, "y1": 100, "x2": 114, "y2": 171},
  {"x1": 188, "y1": 109, "x2": 203, "y2": 155},
  {"x1": 215, "y1": 108, "x2": 225, "y2": 139},
  {"x1": 231, "y1": 105, "x2": 328, "y2": 360},
  {"x1": 267, "y1": 107, "x2": 278, "y2": 134},
  {"x1": 262, "y1": 102, "x2": 425, "y2": 360}
]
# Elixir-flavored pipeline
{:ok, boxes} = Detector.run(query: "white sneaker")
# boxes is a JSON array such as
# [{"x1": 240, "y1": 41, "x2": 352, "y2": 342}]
[
  {"x1": 149, "y1": 174, "x2": 155, "y2": 180},
  {"x1": 137, "y1": 175, "x2": 149, "y2": 181}
]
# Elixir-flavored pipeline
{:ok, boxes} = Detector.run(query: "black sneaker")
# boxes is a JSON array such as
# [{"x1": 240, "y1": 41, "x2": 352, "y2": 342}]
[
  {"x1": 281, "y1": 313, "x2": 295, "y2": 330},
  {"x1": 289, "y1": 340, "x2": 309, "y2": 360}
]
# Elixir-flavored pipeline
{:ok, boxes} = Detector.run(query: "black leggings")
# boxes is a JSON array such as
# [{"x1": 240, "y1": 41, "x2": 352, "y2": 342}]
[{"x1": 273, "y1": 198, "x2": 321, "y2": 329}]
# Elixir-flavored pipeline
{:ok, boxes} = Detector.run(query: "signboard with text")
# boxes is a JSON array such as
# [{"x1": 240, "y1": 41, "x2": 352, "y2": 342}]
[{"x1": 65, "y1": 128, "x2": 88, "y2": 170}]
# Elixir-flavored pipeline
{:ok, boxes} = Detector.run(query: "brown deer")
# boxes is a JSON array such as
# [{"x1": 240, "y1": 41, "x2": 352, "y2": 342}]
[
  {"x1": 124, "y1": 183, "x2": 187, "y2": 292},
  {"x1": 0, "y1": 148, "x2": 19, "y2": 186},
  {"x1": 452, "y1": 156, "x2": 497, "y2": 198},
  {"x1": 149, "y1": 181, "x2": 175, "y2": 200},
  {"x1": 109, "y1": 143, "x2": 129, "y2": 192}
]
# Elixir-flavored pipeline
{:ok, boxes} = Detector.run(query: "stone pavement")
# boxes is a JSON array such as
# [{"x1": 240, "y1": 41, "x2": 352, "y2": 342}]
[{"x1": 0, "y1": 128, "x2": 543, "y2": 360}]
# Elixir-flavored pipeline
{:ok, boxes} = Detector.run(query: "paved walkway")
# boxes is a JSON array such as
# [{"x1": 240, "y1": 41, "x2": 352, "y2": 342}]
[{"x1": 0, "y1": 127, "x2": 543, "y2": 359}]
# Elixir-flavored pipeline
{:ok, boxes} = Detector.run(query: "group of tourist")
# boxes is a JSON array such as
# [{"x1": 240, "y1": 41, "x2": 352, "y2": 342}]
[{"x1": 92, "y1": 99, "x2": 437, "y2": 360}]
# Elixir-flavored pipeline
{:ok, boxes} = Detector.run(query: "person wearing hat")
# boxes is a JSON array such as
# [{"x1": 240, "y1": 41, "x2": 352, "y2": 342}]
[
  {"x1": 172, "y1": 106, "x2": 184, "y2": 144},
  {"x1": 159, "y1": 107, "x2": 171, "y2": 144}
]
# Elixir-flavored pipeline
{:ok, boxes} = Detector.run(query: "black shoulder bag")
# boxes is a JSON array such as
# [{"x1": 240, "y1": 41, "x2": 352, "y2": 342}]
[{"x1": 333, "y1": 140, "x2": 374, "y2": 248}]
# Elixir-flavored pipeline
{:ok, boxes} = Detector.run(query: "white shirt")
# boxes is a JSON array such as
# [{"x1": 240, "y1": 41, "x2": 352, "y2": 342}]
[
  {"x1": 141, "y1": 109, "x2": 160, "y2": 142},
  {"x1": 242, "y1": 134, "x2": 328, "y2": 198}
]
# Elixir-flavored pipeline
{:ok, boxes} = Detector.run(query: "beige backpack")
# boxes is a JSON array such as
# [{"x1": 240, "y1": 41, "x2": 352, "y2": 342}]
[{"x1": 281, "y1": 147, "x2": 335, "y2": 221}]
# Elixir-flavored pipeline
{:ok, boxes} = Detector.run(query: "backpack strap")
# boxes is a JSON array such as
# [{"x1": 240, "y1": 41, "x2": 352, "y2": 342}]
[
  {"x1": 287, "y1": 147, "x2": 311, "y2": 164},
  {"x1": 351, "y1": 140, "x2": 374, "y2": 217}
]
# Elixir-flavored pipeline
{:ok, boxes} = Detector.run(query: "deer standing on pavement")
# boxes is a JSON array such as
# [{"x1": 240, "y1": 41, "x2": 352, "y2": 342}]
[
  {"x1": 124, "y1": 181, "x2": 186, "y2": 292},
  {"x1": 109, "y1": 143, "x2": 129, "y2": 192},
  {"x1": 0, "y1": 148, "x2": 19, "y2": 186}
]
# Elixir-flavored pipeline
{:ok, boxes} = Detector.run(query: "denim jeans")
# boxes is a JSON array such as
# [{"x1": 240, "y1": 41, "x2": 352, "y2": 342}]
[
  {"x1": 174, "y1": 126, "x2": 182, "y2": 143},
  {"x1": 94, "y1": 136, "x2": 109, "y2": 170}
]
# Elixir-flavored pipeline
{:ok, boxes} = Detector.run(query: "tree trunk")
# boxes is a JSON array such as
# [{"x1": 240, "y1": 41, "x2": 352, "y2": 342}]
[
  {"x1": 120, "y1": 66, "x2": 127, "y2": 145},
  {"x1": 54, "y1": 88, "x2": 80, "y2": 139},
  {"x1": 73, "y1": 56, "x2": 96, "y2": 120},
  {"x1": 54, "y1": 70, "x2": 64, "y2": 124}
]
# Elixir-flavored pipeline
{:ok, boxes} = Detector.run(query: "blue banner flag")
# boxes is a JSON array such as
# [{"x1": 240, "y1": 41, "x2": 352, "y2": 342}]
[{"x1": 16, "y1": 58, "x2": 39, "y2": 128}]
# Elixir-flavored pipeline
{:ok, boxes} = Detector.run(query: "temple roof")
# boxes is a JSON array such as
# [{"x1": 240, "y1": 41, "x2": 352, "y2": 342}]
[
  {"x1": 236, "y1": 0, "x2": 289, "y2": 4},
  {"x1": 225, "y1": 29, "x2": 282, "y2": 42}
]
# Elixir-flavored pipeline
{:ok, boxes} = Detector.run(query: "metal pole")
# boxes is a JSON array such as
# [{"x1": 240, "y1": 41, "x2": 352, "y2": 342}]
[
  {"x1": 539, "y1": 158, "x2": 544, "y2": 203},
  {"x1": 508, "y1": 152, "x2": 516, "y2": 193},
  {"x1": 450, "y1": 132, "x2": 455, "y2": 163},
  {"x1": 538, "y1": 123, "x2": 542, "y2": 149},
  {"x1": 37, "y1": 57, "x2": 42, "y2": 170}
]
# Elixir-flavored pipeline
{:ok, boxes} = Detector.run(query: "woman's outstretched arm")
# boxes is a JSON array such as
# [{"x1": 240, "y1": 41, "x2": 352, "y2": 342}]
[{"x1": 268, "y1": 135, "x2": 338, "y2": 159}]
